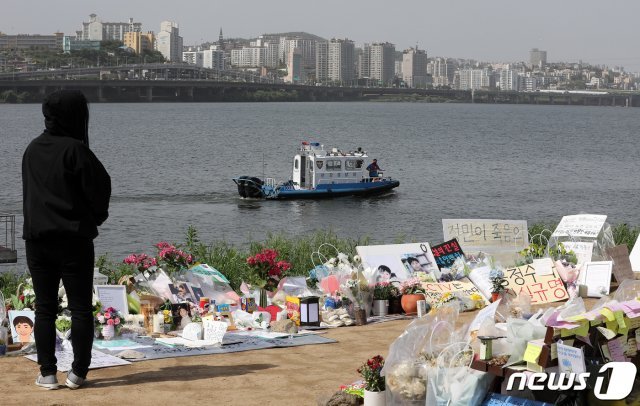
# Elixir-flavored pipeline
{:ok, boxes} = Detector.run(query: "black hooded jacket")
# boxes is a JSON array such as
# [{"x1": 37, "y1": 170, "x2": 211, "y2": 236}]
[{"x1": 22, "y1": 90, "x2": 111, "y2": 240}]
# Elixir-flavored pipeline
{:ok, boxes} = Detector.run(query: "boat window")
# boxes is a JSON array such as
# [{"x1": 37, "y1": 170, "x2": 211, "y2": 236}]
[
  {"x1": 294, "y1": 159, "x2": 299, "y2": 170},
  {"x1": 326, "y1": 159, "x2": 342, "y2": 171},
  {"x1": 308, "y1": 160, "x2": 313, "y2": 171},
  {"x1": 346, "y1": 159, "x2": 361, "y2": 171}
]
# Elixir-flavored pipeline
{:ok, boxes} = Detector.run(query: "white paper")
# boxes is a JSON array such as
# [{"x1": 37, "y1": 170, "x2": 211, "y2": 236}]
[
  {"x1": 630, "y1": 235, "x2": 640, "y2": 273},
  {"x1": 467, "y1": 298, "x2": 501, "y2": 334},
  {"x1": 202, "y1": 319, "x2": 227, "y2": 343},
  {"x1": 26, "y1": 349, "x2": 130, "y2": 372},
  {"x1": 551, "y1": 214, "x2": 607, "y2": 238},
  {"x1": 561, "y1": 241, "x2": 594, "y2": 266},
  {"x1": 94, "y1": 285, "x2": 129, "y2": 315},
  {"x1": 93, "y1": 339, "x2": 151, "y2": 351},
  {"x1": 182, "y1": 322, "x2": 203, "y2": 341},
  {"x1": 155, "y1": 337, "x2": 221, "y2": 348},
  {"x1": 466, "y1": 265, "x2": 493, "y2": 299},
  {"x1": 532, "y1": 258, "x2": 554, "y2": 276},
  {"x1": 557, "y1": 342, "x2": 586, "y2": 375},
  {"x1": 579, "y1": 261, "x2": 613, "y2": 297}
]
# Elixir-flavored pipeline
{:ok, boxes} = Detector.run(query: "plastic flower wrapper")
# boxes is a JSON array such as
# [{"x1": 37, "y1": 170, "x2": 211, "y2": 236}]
[
  {"x1": 382, "y1": 308, "x2": 460, "y2": 405},
  {"x1": 504, "y1": 317, "x2": 546, "y2": 366},
  {"x1": 613, "y1": 279, "x2": 640, "y2": 302},
  {"x1": 426, "y1": 342, "x2": 492, "y2": 406},
  {"x1": 554, "y1": 259, "x2": 581, "y2": 298}
]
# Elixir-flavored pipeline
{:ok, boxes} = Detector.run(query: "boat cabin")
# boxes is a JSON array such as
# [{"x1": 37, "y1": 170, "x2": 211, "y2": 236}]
[{"x1": 291, "y1": 142, "x2": 369, "y2": 189}]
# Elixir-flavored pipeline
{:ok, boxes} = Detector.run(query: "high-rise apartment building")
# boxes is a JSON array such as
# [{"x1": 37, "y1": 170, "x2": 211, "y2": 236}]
[
  {"x1": 530, "y1": 48, "x2": 547, "y2": 69},
  {"x1": 123, "y1": 31, "x2": 155, "y2": 54},
  {"x1": 230, "y1": 47, "x2": 266, "y2": 67},
  {"x1": 284, "y1": 38, "x2": 316, "y2": 69},
  {"x1": 316, "y1": 41, "x2": 329, "y2": 83},
  {"x1": 320, "y1": 38, "x2": 354, "y2": 85},
  {"x1": 457, "y1": 68, "x2": 491, "y2": 90},
  {"x1": 156, "y1": 21, "x2": 183, "y2": 62},
  {"x1": 402, "y1": 47, "x2": 427, "y2": 88},
  {"x1": 369, "y1": 42, "x2": 395, "y2": 86},
  {"x1": 285, "y1": 48, "x2": 303, "y2": 84},
  {"x1": 79, "y1": 14, "x2": 142, "y2": 42},
  {"x1": 431, "y1": 57, "x2": 455, "y2": 87},
  {"x1": 499, "y1": 68, "x2": 519, "y2": 90}
]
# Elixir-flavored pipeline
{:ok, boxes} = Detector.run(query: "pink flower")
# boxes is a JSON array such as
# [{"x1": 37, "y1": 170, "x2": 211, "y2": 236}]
[
  {"x1": 107, "y1": 319, "x2": 115, "y2": 326},
  {"x1": 114, "y1": 318, "x2": 120, "y2": 325},
  {"x1": 104, "y1": 312, "x2": 111, "y2": 319}
]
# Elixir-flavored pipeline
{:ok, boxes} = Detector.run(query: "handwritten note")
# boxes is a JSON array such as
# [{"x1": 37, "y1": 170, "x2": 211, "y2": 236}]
[
  {"x1": 503, "y1": 263, "x2": 569, "y2": 304},
  {"x1": 443, "y1": 218, "x2": 527, "y2": 251},
  {"x1": 420, "y1": 279, "x2": 488, "y2": 308},
  {"x1": 607, "y1": 337, "x2": 627, "y2": 362},
  {"x1": 523, "y1": 339, "x2": 544, "y2": 363},
  {"x1": 202, "y1": 319, "x2": 227, "y2": 343},
  {"x1": 551, "y1": 214, "x2": 607, "y2": 238},
  {"x1": 94, "y1": 285, "x2": 129, "y2": 315},
  {"x1": 561, "y1": 241, "x2": 594, "y2": 266}
]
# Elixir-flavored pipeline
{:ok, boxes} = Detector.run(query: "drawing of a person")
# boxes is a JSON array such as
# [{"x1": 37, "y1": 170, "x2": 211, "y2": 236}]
[{"x1": 13, "y1": 315, "x2": 35, "y2": 343}]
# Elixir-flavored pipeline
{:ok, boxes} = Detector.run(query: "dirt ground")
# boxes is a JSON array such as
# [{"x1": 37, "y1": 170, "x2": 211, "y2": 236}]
[{"x1": 2, "y1": 298, "x2": 628, "y2": 406}]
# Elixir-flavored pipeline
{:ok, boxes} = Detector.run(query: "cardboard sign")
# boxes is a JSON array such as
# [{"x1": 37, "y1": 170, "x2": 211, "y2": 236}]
[
  {"x1": 430, "y1": 238, "x2": 465, "y2": 269},
  {"x1": 579, "y1": 261, "x2": 613, "y2": 297},
  {"x1": 357, "y1": 242, "x2": 439, "y2": 282},
  {"x1": 605, "y1": 245, "x2": 635, "y2": 283},
  {"x1": 442, "y1": 219, "x2": 528, "y2": 266},
  {"x1": 420, "y1": 278, "x2": 488, "y2": 307},
  {"x1": 551, "y1": 214, "x2": 607, "y2": 238},
  {"x1": 503, "y1": 263, "x2": 569, "y2": 304}
]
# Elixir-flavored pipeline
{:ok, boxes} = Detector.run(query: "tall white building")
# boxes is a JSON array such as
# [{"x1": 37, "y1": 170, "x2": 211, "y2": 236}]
[
  {"x1": 457, "y1": 68, "x2": 491, "y2": 90},
  {"x1": 156, "y1": 21, "x2": 183, "y2": 62},
  {"x1": 499, "y1": 68, "x2": 519, "y2": 90},
  {"x1": 327, "y1": 39, "x2": 355, "y2": 85},
  {"x1": 431, "y1": 57, "x2": 455, "y2": 87},
  {"x1": 183, "y1": 47, "x2": 226, "y2": 70},
  {"x1": 79, "y1": 14, "x2": 142, "y2": 42},
  {"x1": 402, "y1": 47, "x2": 427, "y2": 88},
  {"x1": 230, "y1": 46, "x2": 266, "y2": 67},
  {"x1": 316, "y1": 41, "x2": 329, "y2": 83},
  {"x1": 369, "y1": 42, "x2": 395, "y2": 86},
  {"x1": 285, "y1": 48, "x2": 303, "y2": 84}
]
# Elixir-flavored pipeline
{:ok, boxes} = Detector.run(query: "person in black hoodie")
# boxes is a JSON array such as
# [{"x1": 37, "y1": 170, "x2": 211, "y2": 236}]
[{"x1": 22, "y1": 90, "x2": 111, "y2": 390}]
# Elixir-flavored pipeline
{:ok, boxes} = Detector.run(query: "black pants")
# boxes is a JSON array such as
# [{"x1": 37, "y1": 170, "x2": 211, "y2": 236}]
[{"x1": 26, "y1": 238, "x2": 95, "y2": 378}]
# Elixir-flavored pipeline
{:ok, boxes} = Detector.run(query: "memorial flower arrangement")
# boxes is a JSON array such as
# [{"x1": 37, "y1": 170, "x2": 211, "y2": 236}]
[
  {"x1": 373, "y1": 281, "x2": 394, "y2": 300},
  {"x1": 246, "y1": 248, "x2": 291, "y2": 291},
  {"x1": 489, "y1": 269, "x2": 507, "y2": 294},
  {"x1": 400, "y1": 277, "x2": 426, "y2": 295},
  {"x1": 95, "y1": 306, "x2": 123, "y2": 335},
  {"x1": 123, "y1": 253, "x2": 158, "y2": 273},
  {"x1": 155, "y1": 242, "x2": 194, "y2": 275},
  {"x1": 9, "y1": 278, "x2": 35, "y2": 311},
  {"x1": 358, "y1": 355, "x2": 385, "y2": 392}
]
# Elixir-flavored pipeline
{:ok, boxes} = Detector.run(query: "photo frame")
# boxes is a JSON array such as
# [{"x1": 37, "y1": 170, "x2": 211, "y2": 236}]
[
  {"x1": 171, "y1": 303, "x2": 192, "y2": 330},
  {"x1": 94, "y1": 285, "x2": 129, "y2": 315},
  {"x1": 169, "y1": 282, "x2": 196, "y2": 304},
  {"x1": 8, "y1": 309, "x2": 35, "y2": 344},
  {"x1": 579, "y1": 261, "x2": 613, "y2": 298},
  {"x1": 356, "y1": 243, "x2": 439, "y2": 282}
]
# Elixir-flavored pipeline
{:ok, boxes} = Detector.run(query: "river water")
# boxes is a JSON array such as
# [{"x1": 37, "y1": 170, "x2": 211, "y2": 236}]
[{"x1": 1, "y1": 102, "x2": 639, "y2": 270}]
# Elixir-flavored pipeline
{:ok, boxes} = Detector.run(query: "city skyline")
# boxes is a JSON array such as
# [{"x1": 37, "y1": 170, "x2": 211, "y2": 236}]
[{"x1": 3, "y1": 0, "x2": 640, "y2": 72}]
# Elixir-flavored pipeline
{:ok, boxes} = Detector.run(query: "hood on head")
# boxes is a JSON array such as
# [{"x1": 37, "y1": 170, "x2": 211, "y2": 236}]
[{"x1": 42, "y1": 90, "x2": 89, "y2": 145}]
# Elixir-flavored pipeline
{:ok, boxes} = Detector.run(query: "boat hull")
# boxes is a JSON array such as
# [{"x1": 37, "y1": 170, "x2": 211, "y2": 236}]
[{"x1": 268, "y1": 180, "x2": 400, "y2": 199}]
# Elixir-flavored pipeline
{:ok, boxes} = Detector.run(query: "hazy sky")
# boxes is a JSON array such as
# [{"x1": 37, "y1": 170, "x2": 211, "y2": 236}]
[{"x1": 4, "y1": 0, "x2": 640, "y2": 71}]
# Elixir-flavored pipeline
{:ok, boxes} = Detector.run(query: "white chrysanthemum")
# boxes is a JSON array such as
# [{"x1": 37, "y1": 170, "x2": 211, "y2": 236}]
[{"x1": 58, "y1": 286, "x2": 66, "y2": 298}]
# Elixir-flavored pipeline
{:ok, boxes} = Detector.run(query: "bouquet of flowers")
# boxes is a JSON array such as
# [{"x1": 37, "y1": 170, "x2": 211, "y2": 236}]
[
  {"x1": 358, "y1": 355, "x2": 385, "y2": 392},
  {"x1": 373, "y1": 282, "x2": 394, "y2": 300},
  {"x1": 246, "y1": 248, "x2": 291, "y2": 291},
  {"x1": 95, "y1": 306, "x2": 123, "y2": 338},
  {"x1": 489, "y1": 269, "x2": 507, "y2": 294},
  {"x1": 400, "y1": 277, "x2": 426, "y2": 295},
  {"x1": 123, "y1": 253, "x2": 158, "y2": 273},
  {"x1": 9, "y1": 278, "x2": 35, "y2": 311},
  {"x1": 155, "y1": 242, "x2": 194, "y2": 275}
]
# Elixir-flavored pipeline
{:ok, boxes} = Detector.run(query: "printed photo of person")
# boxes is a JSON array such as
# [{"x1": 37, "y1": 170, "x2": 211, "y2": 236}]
[
  {"x1": 402, "y1": 253, "x2": 438, "y2": 281},
  {"x1": 375, "y1": 265, "x2": 398, "y2": 283},
  {"x1": 170, "y1": 282, "x2": 195, "y2": 303},
  {"x1": 9, "y1": 310, "x2": 36, "y2": 344}
]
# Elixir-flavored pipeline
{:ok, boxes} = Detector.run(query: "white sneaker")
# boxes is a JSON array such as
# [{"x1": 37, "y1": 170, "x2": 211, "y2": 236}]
[{"x1": 35, "y1": 374, "x2": 59, "y2": 390}]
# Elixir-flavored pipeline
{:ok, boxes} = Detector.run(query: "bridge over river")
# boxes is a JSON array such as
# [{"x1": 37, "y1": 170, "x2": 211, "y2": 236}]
[{"x1": 0, "y1": 64, "x2": 638, "y2": 106}]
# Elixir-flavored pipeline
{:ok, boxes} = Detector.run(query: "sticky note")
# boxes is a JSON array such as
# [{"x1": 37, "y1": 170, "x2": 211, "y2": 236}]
[
  {"x1": 551, "y1": 343, "x2": 558, "y2": 360},
  {"x1": 608, "y1": 338, "x2": 627, "y2": 362},
  {"x1": 574, "y1": 321, "x2": 589, "y2": 337},
  {"x1": 605, "y1": 320, "x2": 618, "y2": 334},
  {"x1": 614, "y1": 311, "x2": 626, "y2": 329},
  {"x1": 600, "y1": 308, "x2": 615, "y2": 321},
  {"x1": 523, "y1": 341, "x2": 544, "y2": 363},
  {"x1": 597, "y1": 326, "x2": 617, "y2": 340},
  {"x1": 590, "y1": 319, "x2": 603, "y2": 327}
]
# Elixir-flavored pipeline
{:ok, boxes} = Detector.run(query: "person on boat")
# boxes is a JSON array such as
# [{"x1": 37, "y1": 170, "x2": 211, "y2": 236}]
[
  {"x1": 366, "y1": 159, "x2": 382, "y2": 179},
  {"x1": 22, "y1": 89, "x2": 111, "y2": 390}
]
